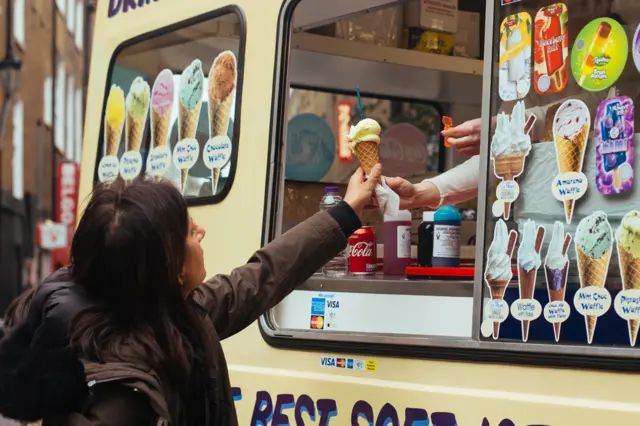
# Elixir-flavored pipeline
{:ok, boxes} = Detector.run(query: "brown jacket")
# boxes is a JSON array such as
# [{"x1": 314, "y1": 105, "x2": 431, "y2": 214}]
[{"x1": 0, "y1": 206, "x2": 359, "y2": 425}]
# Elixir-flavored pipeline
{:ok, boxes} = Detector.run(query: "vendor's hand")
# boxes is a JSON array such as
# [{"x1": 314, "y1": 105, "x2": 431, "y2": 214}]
[
  {"x1": 385, "y1": 177, "x2": 441, "y2": 210},
  {"x1": 344, "y1": 164, "x2": 382, "y2": 217},
  {"x1": 442, "y1": 118, "x2": 482, "y2": 156}
]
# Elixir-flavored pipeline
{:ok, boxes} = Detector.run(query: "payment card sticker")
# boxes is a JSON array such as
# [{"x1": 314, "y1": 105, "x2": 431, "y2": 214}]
[
  {"x1": 499, "y1": 12, "x2": 533, "y2": 101},
  {"x1": 310, "y1": 297, "x2": 325, "y2": 329},
  {"x1": 534, "y1": 4, "x2": 569, "y2": 94},
  {"x1": 595, "y1": 96, "x2": 634, "y2": 195},
  {"x1": 571, "y1": 17, "x2": 628, "y2": 92},
  {"x1": 310, "y1": 294, "x2": 340, "y2": 330}
]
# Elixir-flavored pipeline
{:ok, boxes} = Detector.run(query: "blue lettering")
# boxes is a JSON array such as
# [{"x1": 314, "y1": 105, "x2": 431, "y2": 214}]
[
  {"x1": 272, "y1": 394, "x2": 295, "y2": 426},
  {"x1": 317, "y1": 399, "x2": 338, "y2": 426},
  {"x1": 294, "y1": 394, "x2": 316, "y2": 426},
  {"x1": 250, "y1": 391, "x2": 273, "y2": 426},
  {"x1": 108, "y1": 0, "x2": 122, "y2": 17},
  {"x1": 327, "y1": 301, "x2": 340, "y2": 308}
]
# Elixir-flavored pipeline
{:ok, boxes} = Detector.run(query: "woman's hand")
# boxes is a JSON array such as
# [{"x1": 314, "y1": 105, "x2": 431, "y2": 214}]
[
  {"x1": 441, "y1": 118, "x2": 482, "y2": 156},
  {"x1": 344, "y1": 164, "x2": 382, "y2": 217},
  {"x1": 385, "y1": 177, "x2": 441, "y2": 210}
]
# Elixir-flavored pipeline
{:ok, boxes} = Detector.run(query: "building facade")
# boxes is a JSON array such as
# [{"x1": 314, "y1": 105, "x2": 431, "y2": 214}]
[{"x1": 0, "y1": 0, "x2": 94, "y2": 312}]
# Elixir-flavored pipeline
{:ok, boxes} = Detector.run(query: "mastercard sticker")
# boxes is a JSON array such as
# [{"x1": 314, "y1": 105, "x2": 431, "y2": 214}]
[{"x1": 310, "y1": 315, "x2": 324, "y2": 329}]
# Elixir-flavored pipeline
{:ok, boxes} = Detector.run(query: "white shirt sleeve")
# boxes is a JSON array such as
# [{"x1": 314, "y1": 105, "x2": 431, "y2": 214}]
[{"x1": 423, "y1": 155, "x2": 480, "y2": 208}]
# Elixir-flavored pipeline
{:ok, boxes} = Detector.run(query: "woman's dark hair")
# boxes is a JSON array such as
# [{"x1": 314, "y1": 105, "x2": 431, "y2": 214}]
[
  {"x1": 2, "y1": 286, "x2": 37, "y2": 334},
  {"x1": 69, "y1": 177, "x2": 212, "y2": 392}
]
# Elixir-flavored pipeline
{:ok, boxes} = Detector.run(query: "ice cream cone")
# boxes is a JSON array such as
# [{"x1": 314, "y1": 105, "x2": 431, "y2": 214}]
[
  {"x1": 576, "y1": 246, "x2": 611, "y2": 344},
  {"x1": 493, "y1": 153, "x2": 524, "y2": 219},
  {"x1": 517, "y1": 267, "x2": 537, "y2": 342},
  {"x1": 126, "y1": 114, "x2": 146, "y2": 152},
  {"x1": 617, "y1": 242, "x2": 640, "y2": 346},
  {"x1": 487, "y1": 278, "x2": 510, "y2": 339},
  {"x1": 178, "y1": 100, "x2": 202, "y2": 193},
  {"x1": 151, "y1": 108, "x2": 172, "y2": 148},
  {"x1": 105, "y1": 123, "x2": 122, "y2": 156},
  {"x1": 354, "y1": 141, "x2": 380, "y2": 176},
  {"x1": 545, "y1": 264, "x2": 568, "y2": 342},
  {"x1": 209, "y1": 92, "x2": 234, "y2": 137},
  {"x1": 212, "y1": 168, "x2": 221, "y2": 195},
  {"x1": 554, "y1": 124, "x2": 589, "y2": 223}
]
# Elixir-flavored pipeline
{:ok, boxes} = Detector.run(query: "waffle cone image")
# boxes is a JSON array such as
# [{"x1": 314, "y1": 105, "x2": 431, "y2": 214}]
[
  {"x1": 354, "y1": 141, "x2": 380, "y2": 175},
  {"x1": 126, "y1": 114, "x2": 146, "y2": 152},
  {"x1": 178, "y1": 100, "x2": 202, "y2": 192},
  {"x1": 544, "y1": 264, "x2": 568, "y2": 342},
  {"x1": 209, "y1": 92, "x2": 234, "y2": 137},
  {"x1": 576, "y1": 247, "x2": 611, "y2": 344},
  {"x1": 212, "y1": 168, "x2": 221, "y2": 195},
  {"x1": 105, "y1": 123, "x2": 122, "y2": 156},
  {"x1": 617, "y1": 242, "x2": 640, "y2": 346},
  {"x1": 151, "y1": 108, "x2": 171, "y2": 148},
  {"x1": 487, "y1": 278, "x2": 510, "y2": 339},
  {"x1": 554, "y1": 124, "x2": 588, "y2": 223},
  {"x1": 517, "y1": 267, "x2": 538, "y2": 342},
  {"x1": 493, "y1": 153, "x2": 525, "y2": 218}
]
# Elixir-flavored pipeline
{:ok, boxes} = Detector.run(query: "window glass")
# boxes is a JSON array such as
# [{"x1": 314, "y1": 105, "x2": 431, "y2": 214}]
[
  {"x1": 480, "y1": 0, "x2": 640, "y2": 348},
  {"x1": 95, "y1": 10, "x2": 243, "y2": 203}
]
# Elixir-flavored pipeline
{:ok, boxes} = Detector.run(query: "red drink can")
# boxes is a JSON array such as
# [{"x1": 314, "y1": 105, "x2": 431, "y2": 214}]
[{"x1": 349, "y1": 226, "x2": 377, "y2": 275}]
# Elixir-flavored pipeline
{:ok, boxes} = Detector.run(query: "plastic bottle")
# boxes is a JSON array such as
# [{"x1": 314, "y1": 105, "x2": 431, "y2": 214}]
[
  {"x1": 418, "y1": 211, "x2": 435, "y2": 267},
  {"x1": 432, "y1": 206, "x2": 461, "y2": 267},
  {"x1": 320, "y1": 186, "x2": 348, "y2": 277},
  {"x1": 383, "y1": 210, "x2": 412, "y2": 275}
]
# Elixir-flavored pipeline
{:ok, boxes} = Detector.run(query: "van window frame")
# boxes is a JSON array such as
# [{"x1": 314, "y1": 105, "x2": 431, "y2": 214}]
[
  {"x1": 259, "y1": 0, "x2": 640, "y2": 371},
  {"x1": 93, "y1": 5, "x2": 247, "y2": 207}
]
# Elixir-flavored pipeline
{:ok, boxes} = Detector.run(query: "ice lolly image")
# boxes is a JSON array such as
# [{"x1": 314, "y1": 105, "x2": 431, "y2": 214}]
[
  {"x1": 615, "y1": 210, "x2": 640, "y2": 346},
  {"x1": 507, "y1": 25, "x2": 527, "y2": 84},
  {"x1": 534, "y1": 4, "x2": 568, "y2": 94},
  {"x1": 552, "y1": 99, "x2": 591, "y2": 223},
  {"x1": 150, "y1": 69, "x2": 175, "y2": 150},
  {"x1": 208, "y1": 51, "x2": 237, "y2": 194},
  {"x1": 578, "y1": 21, "x2": 612, "y2": 87},
  {"x1": 544, "y1": 221, "x2": 572, "y2": 342},
  {"x1": 517, "y1": 219, "x2": 545, "y2": 342},
  {"x1": 499, "y1": 13, "x2": 532, "y2": 101},
  {"x1": 484, "y1": 220, "x2": 518, "y2": 339},
  {"x1": 177, "y1": 59, "x2": 204, "y2": 193},
  {"x1": 125, "y1": 77, "x2": 150, "y2": 152},
  {"x1": 104, "y1": 85, "x2": 125, "y2": 157},
  {"x1": 574, "y1": 211, "x2": 613, "y2": 344},
  {"x1": 346, "y1": 118, "x2": 381, "y2": 175},
  {"x1": 490, "y1": 101, "x2": 532, "y2": 219}
]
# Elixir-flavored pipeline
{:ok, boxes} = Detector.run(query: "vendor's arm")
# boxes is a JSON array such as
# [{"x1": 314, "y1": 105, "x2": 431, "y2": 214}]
[{"x1": 192, "y1": 166, "x2": 380, "y2": 339}]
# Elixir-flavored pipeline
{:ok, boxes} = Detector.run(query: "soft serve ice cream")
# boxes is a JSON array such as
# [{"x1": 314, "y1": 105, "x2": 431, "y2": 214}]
[
  {"x1": 544, "y1": 221, "x2": 571, "y2": 342},
  {"x1": 485, "y1": 219, "x2": 516, "y2": 339},
  {"x1": 346, "y1": 118, "x2": 381, "y2": 175},
  {"x1": 615, "y1": 210, "x2": 640, "y2": 346},
  {"x1": 516, "y1": 219, "x2": 545, "y2": 342}
]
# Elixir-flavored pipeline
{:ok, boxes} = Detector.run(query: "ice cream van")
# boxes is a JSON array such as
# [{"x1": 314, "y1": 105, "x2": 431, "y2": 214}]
[{"x1": 82, "y1": 0, "x2": 640, "y2": 424}]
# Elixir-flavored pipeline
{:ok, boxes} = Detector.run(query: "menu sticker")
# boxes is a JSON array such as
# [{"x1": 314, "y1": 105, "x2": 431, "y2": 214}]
[
  {"x1": 534, "y1": 4, "x2": 569, "y2": 94},
  {"x1": 146, "y1": 145, "x2": 172, "y2": 179},
  {"x1": 571, "y1": 17, "x2": 628, "y2": 92},
  {"x1": 543, "y1": 221, "x2": 572, "y2": 342},
  {"x1": 203, "y1": 136, "x2": 232, "y2": 169},
  {"x1": 119, "y1": 150, "x2": 143, "y2": 181},
  {"x1": 595, "y1": 96, "x2": 634, "y2": 195},
  {"x1": 573, "y1": 211, "x2": 613, "y2": 344},
  {"x1": 633, "y1": 24, "x2": 640, "y2": 73},
  {"x1": 173, "y1": 138, "x2": 200, "y2": 171},
  {"x1": 310, "y1": 294, "x2": 340, "y2": 330},
  {"x1": 614, "y1": 210, "x2": 640, "y2": 346},
  {"x1": 551, "y1": 99, "x2": 591, "y2": 224},
  {"x1": 499, "y1": 13, "x2": 533, "y2": 101},
  {"x1": 510, "y1": 299, "x2": 542, "y2": 323},
  {"x1": 97, "y1": 155, "x2": 120, "y2": 183},
  {"x1": 516, "y1": 220, "x2": 545, "y2": 342}
]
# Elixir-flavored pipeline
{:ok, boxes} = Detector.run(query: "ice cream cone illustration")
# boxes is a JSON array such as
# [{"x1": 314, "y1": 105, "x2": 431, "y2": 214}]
[
  {"x1": 125, "y1": 77, "x2": 150, "y2": 153},
  {"x1": 346, "y1": 118, "x2": 381, "y2": 175},
  {"x1": 208, "y1": 51, "x2": 237, "y2": 194},
  {"x1": 552, "y1": 100, "x2": 591, "y2": 224},
  {"x1": 544, "y1": 221, "x2": 572, "y2": 342},
  {"x1": 177, "y1": 59, "x2": 204, "y2": 193},
  {"x1": 516, "y1": 219, "x2": 545, "y2": 342},
  {"x1": 485, "y1": 220, "x2": 518, "y2": 339},
  {"x1": 615, "y1": 211, "x2": 640, "y2": 346},
  {"x1": 490, "y1": 101, "x2": 531, "y2": 219},
  {"x1": 574, "y1": 211, "x2": 613, "y2": 344},
  {"x1": 149, "y1": 70, "x2": 175, "y2": 182},
  {"x1": 104, "y1": 85, "x2": 125, "y2": 157}
]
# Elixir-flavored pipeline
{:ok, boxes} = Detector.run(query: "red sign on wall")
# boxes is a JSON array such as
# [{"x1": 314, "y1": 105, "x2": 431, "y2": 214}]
[{"x1": 52, "y1": 161, "x2": 80, "y2": 270}]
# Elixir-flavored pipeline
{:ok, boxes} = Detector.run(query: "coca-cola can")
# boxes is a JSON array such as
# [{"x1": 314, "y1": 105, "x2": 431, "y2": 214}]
[{"x1": 349, "y1": 226, "x2": 377, "y2": 275}]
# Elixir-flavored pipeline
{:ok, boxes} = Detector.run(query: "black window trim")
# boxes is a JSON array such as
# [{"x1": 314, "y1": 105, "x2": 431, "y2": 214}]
[
  {"x1": 93, "y1": 4, "x2": 247, "y2": 207},
  {"x1": 258, "y1": 0, "x2": 640, "y2": 373}
]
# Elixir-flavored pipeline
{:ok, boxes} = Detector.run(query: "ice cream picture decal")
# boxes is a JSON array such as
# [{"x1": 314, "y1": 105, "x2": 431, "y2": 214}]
[
  {"x1": 614, "y1": 210, "x2": 640, "y2": 346},
  {"x1": 490, "y1": 101, "x2": 532, "y2": 220},
  {"x1": 484, "y1": 220, "x2": 518, "y2": 339},
  {"x1": 147, "y1": 69, "x2": 175, "y2": 181},
  {"x1": 98, "y1": 85, "x2": 125, "y2": 183},
  {"x1": 120, "y1": 77, "x2": 150, "y2": 182},
  {"x1": 499, "y1": 12, "x2": 533, "y2": 101},
  {"x1": 534, "y1": 3, "x2": 569, "y2": 95},
  {"x1": 551, "y1": 99, "x2": 590, "y2": 224},
  {"x1": 543, "y1": 221, "x2": 572, "y2": 342},
  {"x1": 573, "y1": 211, "x2": 613, "y2": 345},
  {"x1": 514, "y1": 219, "x2": 545, "y2": 342}
]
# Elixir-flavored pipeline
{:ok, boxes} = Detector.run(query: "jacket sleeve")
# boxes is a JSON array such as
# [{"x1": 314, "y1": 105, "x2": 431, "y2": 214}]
[
  {"x1": 423, "y1": 155, "x2": 480, "y2": 208},
  {"x1": 192, "y1": 202, "x2": 360, "y2": 339}
]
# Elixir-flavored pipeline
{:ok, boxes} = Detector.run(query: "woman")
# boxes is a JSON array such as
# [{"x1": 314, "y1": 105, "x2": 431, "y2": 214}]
[{"x1": 0, "y1": 164, "x2": 381, "y2": 425}]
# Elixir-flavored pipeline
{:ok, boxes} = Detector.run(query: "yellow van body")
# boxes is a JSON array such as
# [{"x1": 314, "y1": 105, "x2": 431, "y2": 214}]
[{"x1": 79, "y1": 0, "x2": 640, "y2": 424}]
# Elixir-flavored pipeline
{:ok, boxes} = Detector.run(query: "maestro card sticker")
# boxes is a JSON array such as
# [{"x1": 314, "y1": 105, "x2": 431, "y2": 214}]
[
  {"x1": 614, "y1": 210, "x2": 640, "y2": 347},
  {"x1": 499, "y1": 12, "x2": 533, "y2": 101},
  {"x1": 534, "y1": 3, "x2": 569, "y2": 95},
  {"x1": 595, "y1": 96, "x2": 634, "y2": 195},
  {"x1": 571, "y1": 17, "x2": 628, "y2": 92},
  {"x1": 543, "y1": 221, "x2": 572, "y2": 342}
]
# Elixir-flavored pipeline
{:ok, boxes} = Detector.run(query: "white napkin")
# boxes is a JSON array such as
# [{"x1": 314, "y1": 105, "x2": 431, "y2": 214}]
[{"x1": 375, "y1": 177, "x2": 400, "y2": 216}]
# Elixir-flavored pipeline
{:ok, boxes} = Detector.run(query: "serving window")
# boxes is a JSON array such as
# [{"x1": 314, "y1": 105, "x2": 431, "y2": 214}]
[{"x1": 94, "y1": 8, "x2": 245, "y2": 205}]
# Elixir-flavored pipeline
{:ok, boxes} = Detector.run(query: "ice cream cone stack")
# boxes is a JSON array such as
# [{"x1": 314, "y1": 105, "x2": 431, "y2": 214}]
[
  {"x1": 617, "y1": 242, "x2": 640, "y2": 346},
  {"x1": 178, "y1": 100, "x2": 202, "y2": 192},
  {"x1": 576, "y1": 247, "x2": 611, "y2": 344},
  {"x1": 488, "y1": 278, "x2": 510, "y2": 339},
  {"x1": 105, "y1": 123, "x2": 123, "y2": 156},
  {"x1": 209, "y1": 91, "x2": 234, "y2": 138},
  {"x1": 554, "y1": 124, "x2": 589, "y2": 223},
  {"x1": 354, "y1": 141, "x2": 380, "y2": 176}
]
